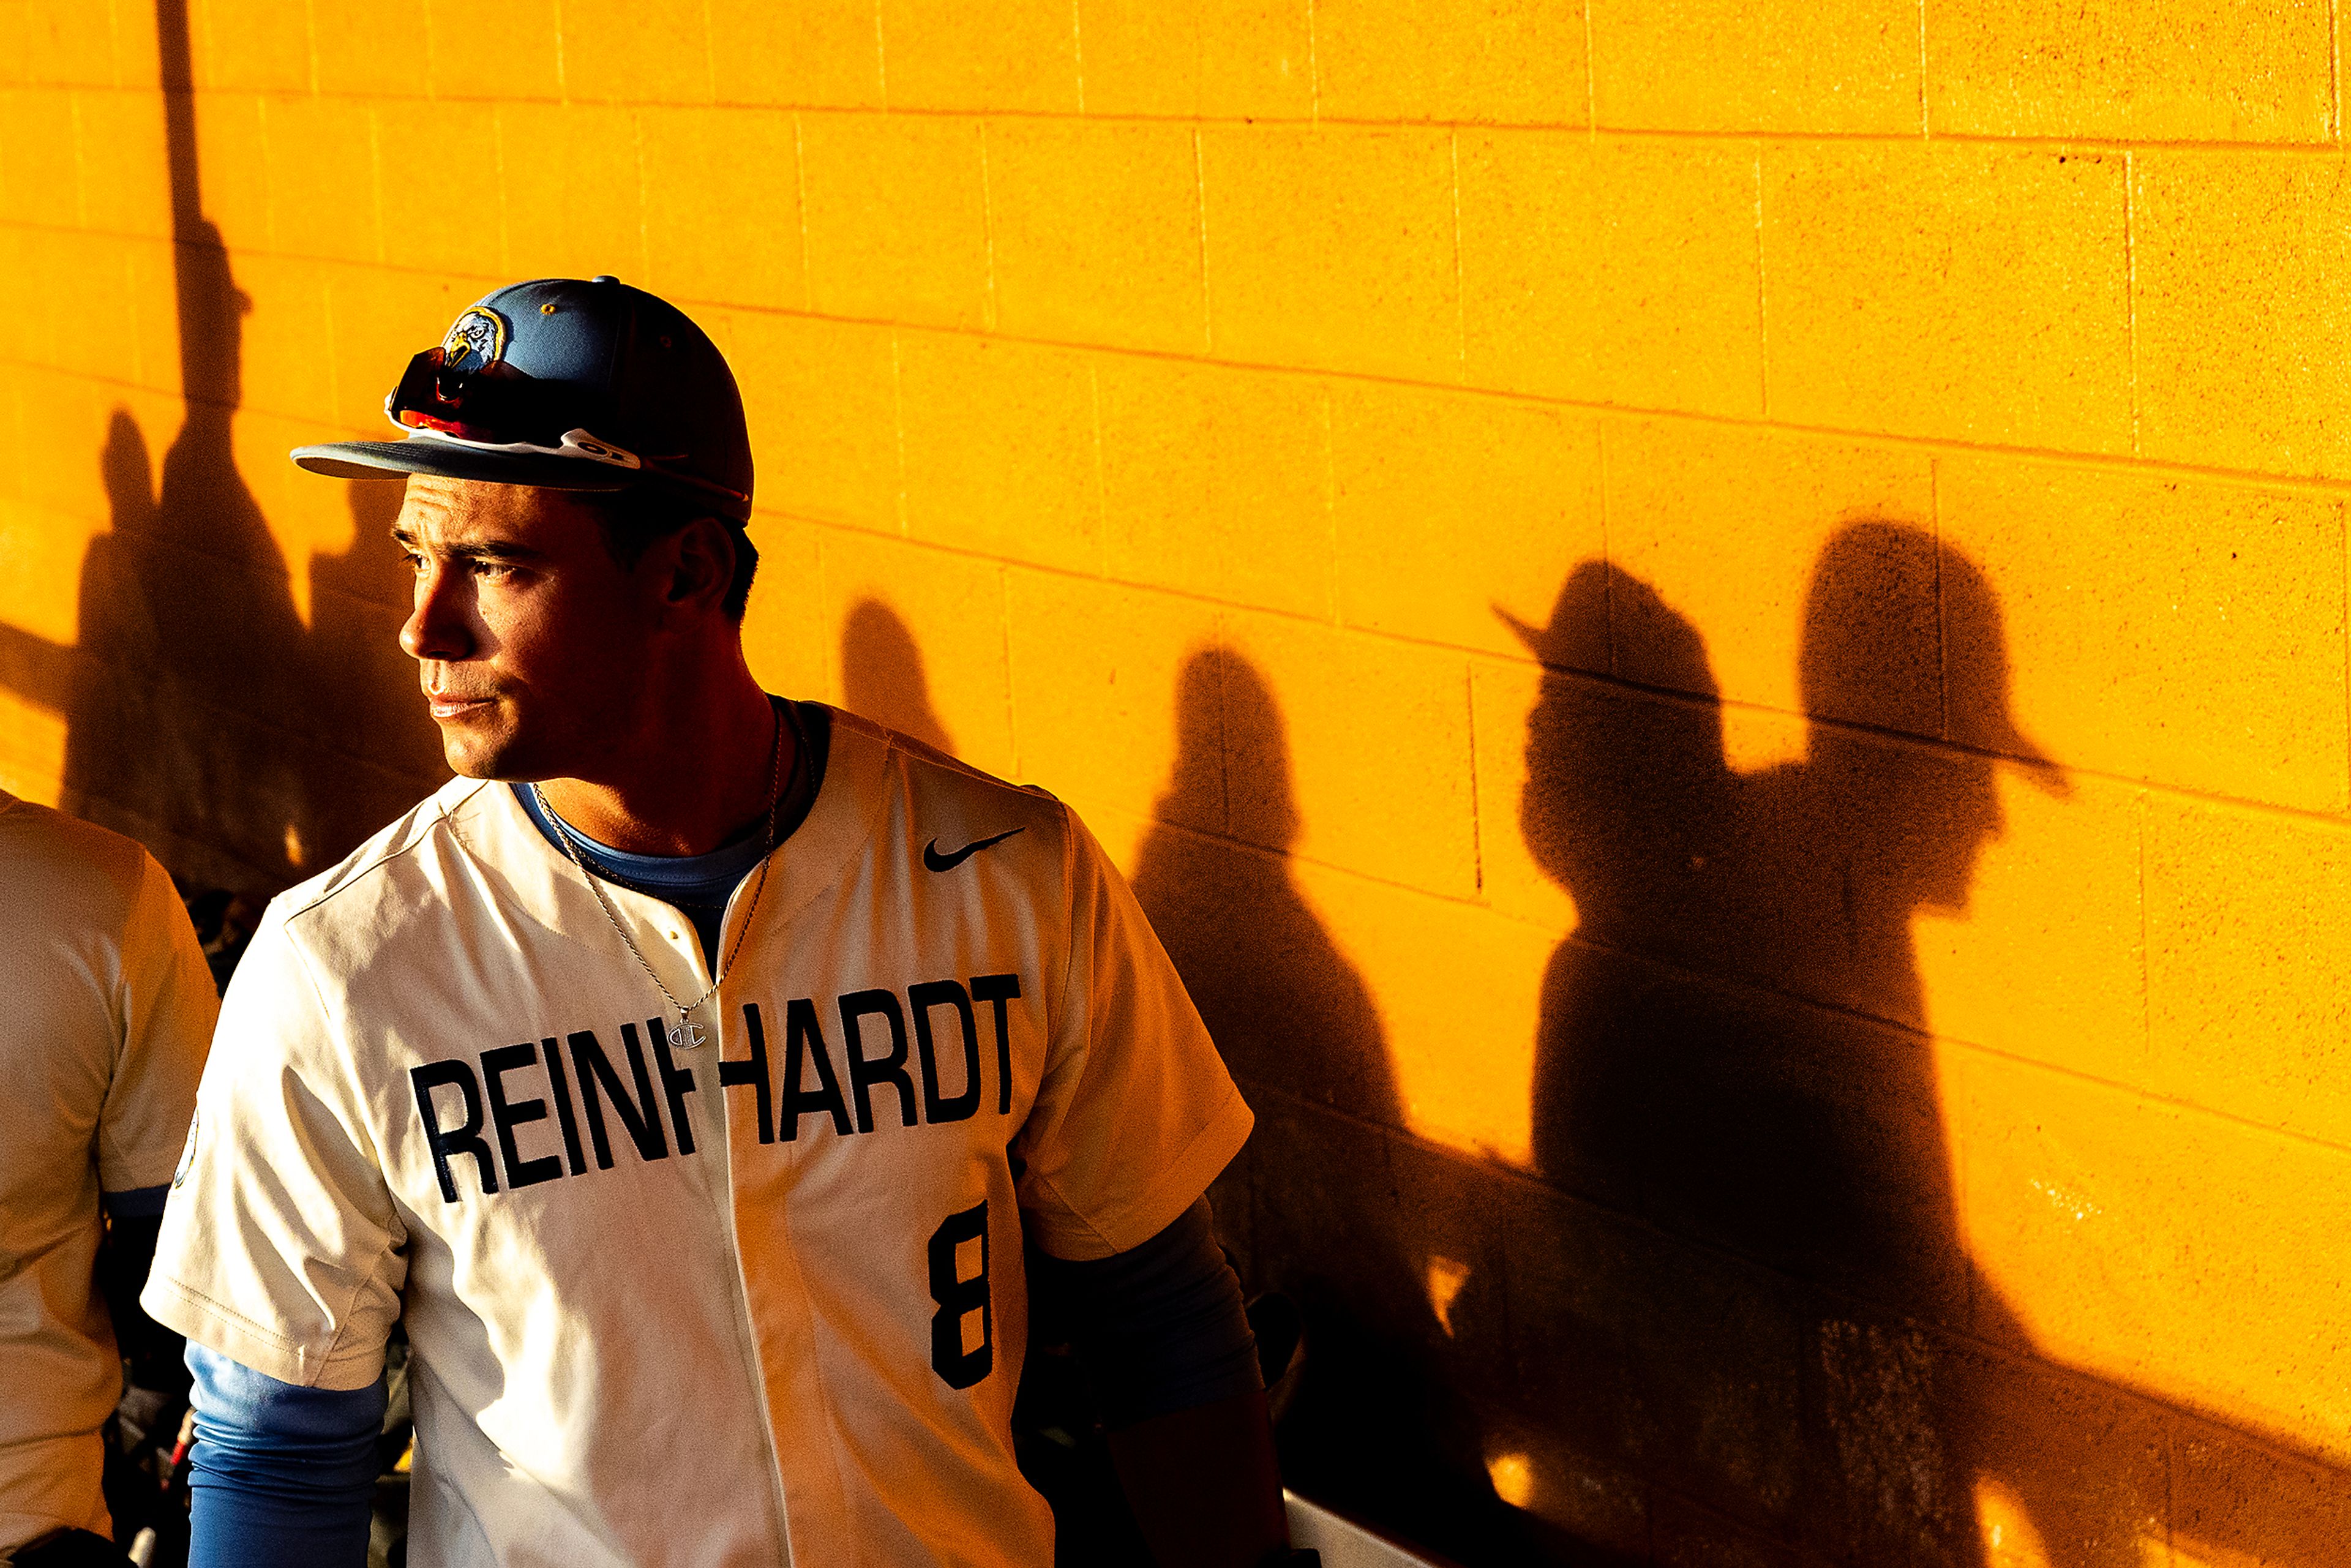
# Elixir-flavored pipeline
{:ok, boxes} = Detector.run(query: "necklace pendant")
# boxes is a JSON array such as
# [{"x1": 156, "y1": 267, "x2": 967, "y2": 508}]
[{"x1": 669, "y1": 1018, "x2": 709, "y2": 1050}]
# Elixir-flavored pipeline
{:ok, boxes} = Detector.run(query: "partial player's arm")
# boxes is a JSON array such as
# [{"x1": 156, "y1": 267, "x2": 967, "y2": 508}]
[
  {"x1": 140, "y1": 906, "x2": 407, "y2": 1563},
  {"x1": 1031, "y1": 1197, "x2": 1289, "y2": 1567},
  {"x1": 99, "y1": 852, "x2": 221, "y2": 1393},
  {"x1": 1109, "y1": 1392, "x2": 1289, "y2": 1568},
  {"x1": 182, "y1": 1348, "x2": 381, "y2": 1568},
  {"x1": 1016, "y1": 809, "x2": 1291, "y2": 1563}
]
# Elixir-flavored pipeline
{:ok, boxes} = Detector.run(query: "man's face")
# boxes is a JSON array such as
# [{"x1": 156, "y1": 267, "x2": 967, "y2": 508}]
[{"x1": 394, "y1": 475, "x2": 654, "y2": 781}]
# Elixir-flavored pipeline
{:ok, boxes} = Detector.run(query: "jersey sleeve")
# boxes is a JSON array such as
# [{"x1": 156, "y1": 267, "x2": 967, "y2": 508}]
[
  {"x1": 97, "y1": 850, "x2": 218, "y2": 1195},
  {"x1": 141, "y1": 906, "x2": 407, "y2": 1392},
  {"x1": 1014, "y1": 808, "x2": 1254, "y2": 1261}
]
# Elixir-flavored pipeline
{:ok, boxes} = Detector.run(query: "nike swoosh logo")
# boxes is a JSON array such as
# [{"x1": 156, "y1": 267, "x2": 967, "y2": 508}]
[{"x1": 923, "y1": 827, "x2": 1025, "y2": 872}]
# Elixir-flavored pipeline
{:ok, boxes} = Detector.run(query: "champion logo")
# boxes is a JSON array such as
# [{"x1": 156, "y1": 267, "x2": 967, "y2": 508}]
[{"x1": 923, "y1": 828, "x2": 1024, "y2": 872}]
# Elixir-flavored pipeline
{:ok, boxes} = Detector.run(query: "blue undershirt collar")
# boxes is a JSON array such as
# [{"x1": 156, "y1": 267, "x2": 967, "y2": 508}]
[{"x1": 512, "y1": 699, "x2": 828, "y2": 963}]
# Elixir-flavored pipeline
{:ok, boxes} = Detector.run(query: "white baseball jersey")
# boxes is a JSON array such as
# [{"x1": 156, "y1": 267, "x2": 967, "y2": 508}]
[
  {"x1": 0, "y1": 793, "x2": 216, "y2": 1556},
  {"x1": 143, "y1": 710, "x2": 1252, "y2": 1567}
]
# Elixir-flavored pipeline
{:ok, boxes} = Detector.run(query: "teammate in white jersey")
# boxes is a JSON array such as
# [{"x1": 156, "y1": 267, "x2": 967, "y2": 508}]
[
  {"x1": 1, "y1": 794, "x2": 217, "y2": 1566},
  {"x1": 143, "y1": 277, "x2": 1297, "y2": 1566}
]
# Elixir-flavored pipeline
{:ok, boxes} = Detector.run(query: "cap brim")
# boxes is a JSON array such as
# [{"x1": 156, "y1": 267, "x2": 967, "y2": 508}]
[
  {"x1": 290, "y1": 437, "x2": 642, "y2": 492},
  {"x1": 1978, "y1": 724, "x2": 2073, "y2": 798}
]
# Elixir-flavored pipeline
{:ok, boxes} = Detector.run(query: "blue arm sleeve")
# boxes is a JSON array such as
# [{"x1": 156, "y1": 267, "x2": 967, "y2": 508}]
[
  {"x1": 102, "y1": 1183, "x2": 172, "y2": 1218},
  {"x1": 185, "y1": 1343, "x2": 384, "y2": 1568},
  {"x1": 1029, "y1": 1196, "x2": 1263, "y2": 1431}
]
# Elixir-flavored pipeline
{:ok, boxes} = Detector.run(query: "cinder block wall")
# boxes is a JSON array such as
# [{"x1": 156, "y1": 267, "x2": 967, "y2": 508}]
[{"x1": 5, "y1": 2, "x2": 2349, "y2": 1562}]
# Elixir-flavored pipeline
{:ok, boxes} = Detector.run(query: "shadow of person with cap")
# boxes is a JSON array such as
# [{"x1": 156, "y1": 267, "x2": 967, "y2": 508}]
[
  {"x1": 1517, "y1": 523, "x2": 2156, "y2": 1566},
  {"x1": 839, "y1": 599, "x2": 958, "y2": 756},
  {"x1": 1127, "y1": 648, "x2": 1533, "y2": 1563}
]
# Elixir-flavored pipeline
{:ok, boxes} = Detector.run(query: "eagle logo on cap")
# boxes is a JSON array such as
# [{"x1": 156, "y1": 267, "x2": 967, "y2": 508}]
[{"x1": 441, "y1": 306, "x2": 508, "y2": 372}]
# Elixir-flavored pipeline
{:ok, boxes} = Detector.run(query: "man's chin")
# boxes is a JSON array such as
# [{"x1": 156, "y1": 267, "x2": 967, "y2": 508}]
[{"x1": 440, "y1": 732, "x2": 529, "y2": 782}]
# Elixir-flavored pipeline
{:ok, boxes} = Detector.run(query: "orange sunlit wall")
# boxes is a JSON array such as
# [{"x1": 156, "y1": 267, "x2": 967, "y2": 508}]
[{"x1": 4, "y1": 1, "x2": 2349, "y2": 1563}]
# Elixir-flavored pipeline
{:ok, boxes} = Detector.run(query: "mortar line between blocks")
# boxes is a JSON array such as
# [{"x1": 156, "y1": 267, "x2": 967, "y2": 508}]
[
  {"x1": 872, "y1": 0, "x2": 889, "y2": 111},
  {"x1": 67, "y1": 92, "x2": 89, "y2": 232},
  {"x1": 1212, "y1": 632, "x2": 1232, "y2": 837},
  {"x1": 1070, "y1": 0, "x2": 1085, "y2": 114},
  {"x1": 631, "y1": 108, "x2": 650, "y2": 284},
  {"x1": 2162, "y1": 1416, "x2": 2177, "y2": 1565},
  {"x1": 701, "y1": 0, "x2": 718, "y2": 104},
  {"x1": 888, "y1": 331, "x2": 909, "y2": 536},
  {"x1": 2134, "y1": 789, "x2": 2155, "y2": 1092},
  {"x1": 1930, "y1": 455, "x2": 1946, "y2": 740},
  {"x1": 317, "y1": 267, "x2": 340, "y2": 462},
  {"x1": 1753, "y1": 143, "x2": 1767, "y2": 419},
  {"x1": 253, "y1": 96, "x2": 277, "y2": 252},
  {"x1": 1193, "y1": 127, "x2": 1213, "y2": 356},
  {"x1": 1086, "y1": 359, "x2": 1109, "y2": 580},
  {"x1": 2334, "y1": 0, "x2": 2344, "y2": 142},
  {"x1": 366, "y1": 103, "x2": 388, "y2": 266},
  {"x1": 1319, "y1": 383, "x2": 1338, "y2": 624},
  {"x1": 1582, "y1": 0, "x2": 1598, "y2": 137},
  {"x1": 1449, "y1": 130, "x2": 1467, "y2": 381},
  {"x1": 792, "y1": 114, "x2": 813, "y2": 313},
  {"x1": 2124, "y1": 148, "x2": 2140, "y2": 458},
  {"x1": 977, "y1": 121, "x2": 999, "y2": 333},
  {"x1": 133, "y1": 96, "x2": 2351, "y2": 149},
  {"x1": 999, "y1": 565, "x2": 1019, "y2": 776},
  {"x1": 1464, "y1": 664, "x2": 1483, "y2": 893},
  {"x1": 1916, "y1": 0, "x2": 1930, "y2": 137},
  {"x1": 813, "y1": 533, "x2": 836, "y2": 705},
  {"x1": 420, "y1": 1, "x2": 439, "y2": 100},
  {"x1": 1305, "y1": 0, "x2": 1321, "y2": 125},
  {"x1": 1597, "y1": 420, "x2": 1616, "y2": 675},
  {"x1": 490, "y1": 102, "x2": 511, "y2": 273},
  {"x1": 551, "y1": 0, "x2": 569, "y2": 102}
]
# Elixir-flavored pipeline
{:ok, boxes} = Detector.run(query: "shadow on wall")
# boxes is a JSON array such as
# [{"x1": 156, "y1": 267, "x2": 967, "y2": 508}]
[
  {"x1": 1513, "y1": 528, "x2": 2338, "y2": 1567},
  {"x1": 1128, "y1": 650, "x2": 1548, "y2": 1564},
  {"x1": 1515, "y1": 529, "x2": 2093, "y2": 1566},
  {"x1": 839, "y1": 598, "x2": 958, "y2": 755},
  {"x1": 806, "y1": 547, "x2": 2345, "y2": 1567},
  {"x1": 0, "y1": 0, "x2": 443, "y2": 891}
]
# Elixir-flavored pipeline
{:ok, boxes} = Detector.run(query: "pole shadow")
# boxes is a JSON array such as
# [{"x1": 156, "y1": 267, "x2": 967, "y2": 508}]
[{"x1": 0, "y1": 0, "x2": 444, "y2": 893}]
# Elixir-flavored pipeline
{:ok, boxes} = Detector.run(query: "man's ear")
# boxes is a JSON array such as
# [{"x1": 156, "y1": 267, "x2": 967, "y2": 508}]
[{"x1": 659, "y1": 517, "x2": 738, "y2": 621}]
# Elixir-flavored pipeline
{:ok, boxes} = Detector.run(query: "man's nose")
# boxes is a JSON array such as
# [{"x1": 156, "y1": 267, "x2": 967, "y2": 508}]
[{"x1": 399, "y1": 566, "x2": 474, "y2": 663}]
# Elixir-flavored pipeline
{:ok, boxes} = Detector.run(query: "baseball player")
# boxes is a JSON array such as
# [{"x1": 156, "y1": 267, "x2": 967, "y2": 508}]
[
  {"x1": 1, "y1": 793, "x2": 217, "y2": 1566},
  {"x1": 141, "y1": 277, "x2": 1298, "y2": 1566}
]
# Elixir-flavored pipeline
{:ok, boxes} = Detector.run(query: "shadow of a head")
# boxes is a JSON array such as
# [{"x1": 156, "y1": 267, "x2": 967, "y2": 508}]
[
  {"x1": 839, "y1": 599, "x2": 954, "y2": 755},
  {"x1": 1510, "y1": 561, "x2": 1733, "y2": 958},
  {"x1": 99, "y1": 411, "x2": 156, "y2": 535},
  {"x1": 1215, "y1": 651, "x2": 1303, "y2": 852},
  {"x1": 1796, "y1": 520, "x2": 2066, "y2": 918},
  {"x1": 1130, "y1": 647, "x2": 1391, "y2": 1120}
]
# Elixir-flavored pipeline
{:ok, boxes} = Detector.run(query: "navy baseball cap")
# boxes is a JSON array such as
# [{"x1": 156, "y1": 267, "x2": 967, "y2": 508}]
[{"x1": 291, "y1": 276, "x2": 754, "y2": 523}]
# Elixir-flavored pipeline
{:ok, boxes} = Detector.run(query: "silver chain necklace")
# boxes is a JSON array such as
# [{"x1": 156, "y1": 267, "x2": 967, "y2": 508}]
[{"x1": 534, "y1": 706, "x2": 786, "y2": 1051}]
